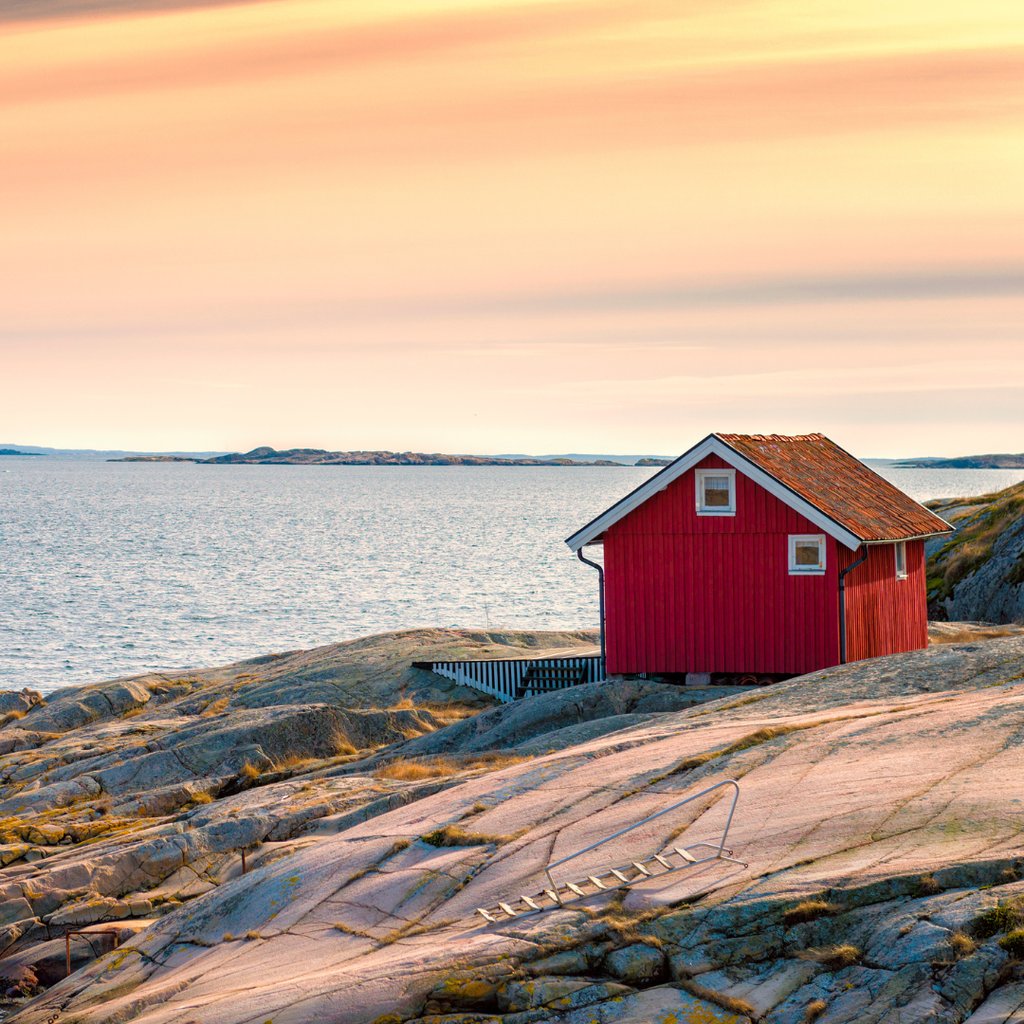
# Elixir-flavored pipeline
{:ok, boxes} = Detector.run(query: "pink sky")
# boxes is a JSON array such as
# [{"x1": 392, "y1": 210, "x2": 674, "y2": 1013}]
[{"x1": 2, "y1": 0, "x2": 1022, "y2": 456}]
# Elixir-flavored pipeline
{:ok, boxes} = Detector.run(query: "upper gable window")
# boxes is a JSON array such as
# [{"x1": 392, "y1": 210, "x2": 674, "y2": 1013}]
[
  {"x1": 695, "y1": 468, "x2": 736, "y2": 516},
  {"x1": 789, "y1": 534, "x2": 826, "y2": 574},
  {"x1": 895, "y1": 541, "x2": 908, "y2": 579}
]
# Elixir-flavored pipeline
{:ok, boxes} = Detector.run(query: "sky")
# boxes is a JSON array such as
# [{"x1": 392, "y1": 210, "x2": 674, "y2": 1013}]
[{"x1": 1, "y1": 0, "x2": 1022, "y2": 457}]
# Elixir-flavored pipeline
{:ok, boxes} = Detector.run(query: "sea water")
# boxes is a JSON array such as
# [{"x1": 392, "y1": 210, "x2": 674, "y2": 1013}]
[{"x1": 2, "y1": 458, "x2": 1021, "y2": 692}]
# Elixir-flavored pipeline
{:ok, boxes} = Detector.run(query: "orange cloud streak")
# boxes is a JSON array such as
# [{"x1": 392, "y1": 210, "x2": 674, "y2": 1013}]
[{"x1": 1, "y1": 0, "x2": 1022, "y2": 453}]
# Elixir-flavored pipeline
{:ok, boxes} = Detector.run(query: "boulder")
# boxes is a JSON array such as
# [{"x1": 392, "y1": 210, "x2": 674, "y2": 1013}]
[
  {"x1": 497, "y1": 977, "x2": 633, "y2": 1013},
  {"x1": 601, "y1": 942, "x2": 665, "y2": 984}
]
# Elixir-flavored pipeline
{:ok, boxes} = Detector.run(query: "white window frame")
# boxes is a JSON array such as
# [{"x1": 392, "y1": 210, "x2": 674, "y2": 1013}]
[
  {"x1": 789, "y1": 534, "x2": 826, "y2": 575},
  {"x1": 894, "y1": 540, "x2": 908, "y2": 580},
  {"x1": 695, "y1": 468, "x2": 736, "y2": 516}
]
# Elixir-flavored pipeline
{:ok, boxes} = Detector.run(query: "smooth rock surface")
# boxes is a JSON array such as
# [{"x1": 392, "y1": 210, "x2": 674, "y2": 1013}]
[{"x1": 4, "y1": 633, "x2": 1024, "y2": 1024}]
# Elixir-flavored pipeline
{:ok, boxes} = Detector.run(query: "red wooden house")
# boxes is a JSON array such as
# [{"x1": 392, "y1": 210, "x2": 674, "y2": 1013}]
[{"x1": 566, "y1": 433, "x2": 952, "y2": 680}]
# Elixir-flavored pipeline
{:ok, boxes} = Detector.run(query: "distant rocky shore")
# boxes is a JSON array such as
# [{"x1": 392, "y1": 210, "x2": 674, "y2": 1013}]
[
  {"x1": 110, "y1": 446, "x2": 671, "y2": 467},
  {"x1": 896, "y1": 453, "x2": 1024, "y2": 469}
]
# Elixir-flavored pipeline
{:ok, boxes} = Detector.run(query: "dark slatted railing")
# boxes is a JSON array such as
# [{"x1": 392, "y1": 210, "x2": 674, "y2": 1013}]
[{"x1": 412, "y1": 656, "x2": 605, "y2": 703}]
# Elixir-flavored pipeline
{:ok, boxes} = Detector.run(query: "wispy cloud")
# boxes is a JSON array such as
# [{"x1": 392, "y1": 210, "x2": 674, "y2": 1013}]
[
  {"x1": 376, "y1": 264, "x2": 1024, "y2": 319},
  {"x1": 1, "y1": 0, "x2": 1022, "y2": 453}
]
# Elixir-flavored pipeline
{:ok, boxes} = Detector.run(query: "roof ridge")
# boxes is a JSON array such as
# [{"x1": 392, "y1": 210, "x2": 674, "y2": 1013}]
[{"x1": 716, "y1": 432, "x2": 827, "y2": 442}]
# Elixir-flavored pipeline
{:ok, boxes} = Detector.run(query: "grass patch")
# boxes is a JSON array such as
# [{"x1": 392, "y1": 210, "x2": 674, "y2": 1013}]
[
  {"x1": 949, "y1": 931, "x2": 976, "y2": 959},
  {"x1": 972, "y1": 896, "x2": 1024, "y2": 939},
  {"x1": 797, "y1": 944, "x2": 861, "y2": 970},
  {"x1": 998, "y1": 929, "x2": 1024, "y2": 958},
  {"x1": 201, "y1": 697, "x2": 230, "y2": 717},
  {"x1": 273, "y1": 754, "x2": 319, "y2": 773},
  {"x1": 465, "y1": 752, "x2": 528, "y2": 773},
  {"x1": 376, "y1": 757, "x2": 460, "y2": 781},
  {"x1": 420, "y1": 825, "x2": 520, "y2": 848},
  {"x1": 916, "y1": 873, "x2": 942, "y2": 896},
  {"x1": 239, "y1": 762, "x2": 262, "y2": 782},
  {"x1": 804, "y1": 999, "x2": 828, "y2": 1022},
  {"x1": 376, "y1": 752, "x2": 527, "y2": 782},
  {"x1": 677, "y1": 978, "x2": 755, "y2": 1019},
  {"x1": 190, "y1": 792, "x2": 214, "y2": 805},
  {"x1": 672, "y1": 723, "x2": 818, "y2": 772},
  {"x1": 783, "y1": 899, "x2": 843, "y2": 927}
]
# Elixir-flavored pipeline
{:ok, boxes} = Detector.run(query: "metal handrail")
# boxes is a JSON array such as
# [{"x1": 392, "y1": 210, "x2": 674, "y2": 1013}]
[{"x1": 544, "y1": 778, "x2": 741, "y2": 896}]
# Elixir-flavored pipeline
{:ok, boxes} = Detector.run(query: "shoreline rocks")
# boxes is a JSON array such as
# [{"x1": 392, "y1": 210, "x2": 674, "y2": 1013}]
[{"x1": 3, "y1": 630, "x2": 1024, "y2": 1023}]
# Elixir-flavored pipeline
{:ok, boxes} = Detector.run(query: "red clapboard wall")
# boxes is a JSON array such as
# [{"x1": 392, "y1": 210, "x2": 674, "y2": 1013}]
[
  {"x1": 842, "y1": 540, "x2": 927, "y2": 661},
  {"x1": 602, "y1": 454, "x2": 842, "y2": 676}
]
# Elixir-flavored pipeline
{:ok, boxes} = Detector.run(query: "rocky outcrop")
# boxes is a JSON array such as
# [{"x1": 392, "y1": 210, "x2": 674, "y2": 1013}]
[
  {"x1": 4, "y1": 634, "x2": 1024, "y2": 1023},
  {"x1": 0, "y1": 628, "x2": 705, "y2": 1012},
  {"x1": 926, "y1": 482, "x2": 1024, "y2": 623}
]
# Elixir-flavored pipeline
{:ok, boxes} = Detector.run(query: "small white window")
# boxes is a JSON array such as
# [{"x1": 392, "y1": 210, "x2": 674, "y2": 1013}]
[
  {"x1": 695, "y1": 468, "x2": 736, "y2": 516},
  {"x1": 895, "y1": 541, "x2": 908, "y2": 579},
  {"x1": 789, "y1": 534, "x2": 826, "y2": 574}
]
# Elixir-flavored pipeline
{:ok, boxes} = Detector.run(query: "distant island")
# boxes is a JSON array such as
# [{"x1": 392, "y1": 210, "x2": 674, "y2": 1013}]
[
  {"x1": 110, "y1": 446, "x2": 667, "y2": 467},
  {"x1": 114, "y1": 455, "x2": 200, "y2": 463},
  {"x1": 2, "y1": 443, "x2": 227, "y2": 461},
  {"x1": 0, "y1": 448, "x2": 42, "y2": 456},
  {"x1": 894, "y1": 453, "x2": 1024, "y2": 469}
]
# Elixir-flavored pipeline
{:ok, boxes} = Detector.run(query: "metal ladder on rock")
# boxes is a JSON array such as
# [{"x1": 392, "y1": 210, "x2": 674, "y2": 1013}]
[{"x1": 476, "y1": 779, "x2": 746, "y2": 923}]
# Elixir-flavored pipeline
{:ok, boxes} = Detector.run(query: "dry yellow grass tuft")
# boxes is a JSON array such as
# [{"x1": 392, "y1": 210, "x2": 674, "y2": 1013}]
[
  {"x1": 949, "y1": 931, "x2": 976, "y2": 959},
  {"x1": 465, "y1": 752, "x2": 527, "y2": 772},
  {"x1": 190, "y1": 792, "x2": 214, "y2": 805},
  {"x1": 803, "y1": 999, "x2": 828, "y2": 1022},
  {"x1": 201, "y1": 697, "x2": 230, "y2": 717},
  {"x1": 673, "y1": 724, "x2": 810, "y2": 772},
  {"x1": 273, "y1": 754, "x2": 319, "y2": 773},
  {"x1": 678, "y1": 978, "x2": 755, "y2": 1019},
  {"x1": 239, "y1": 762, "x2": 261, "y2": 782},
  {"x1": 376, "y1": 757, "x2": 460, "y2": 781},
  {"x1": 421, "y1": 824, "x2": 520, "y2": 848},
  {"x1": 376, "y1": 752, "x2": 527, "y2": 782},
  {"x1": 784, "y1": 899, "x2": 843, "y2": 926},
  {"x1": 798, "y1": 944, "x2": 862, "y2": 970}
]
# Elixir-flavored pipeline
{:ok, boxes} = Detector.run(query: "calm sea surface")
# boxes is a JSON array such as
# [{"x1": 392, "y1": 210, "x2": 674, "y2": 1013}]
[{"x1": 2, "y1": 458, "x2": 1022, "y2": 693}]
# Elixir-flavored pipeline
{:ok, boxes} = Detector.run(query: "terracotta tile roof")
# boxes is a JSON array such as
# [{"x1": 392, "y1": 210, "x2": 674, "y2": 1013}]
[{"x1": 716, "y1": 433, "x2": 952, "y2": 542}]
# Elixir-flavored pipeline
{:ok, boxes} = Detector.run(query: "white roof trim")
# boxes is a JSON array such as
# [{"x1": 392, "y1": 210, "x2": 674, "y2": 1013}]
[{"x1": 566, "y1": 434, "x2": 865, "y2": 551}]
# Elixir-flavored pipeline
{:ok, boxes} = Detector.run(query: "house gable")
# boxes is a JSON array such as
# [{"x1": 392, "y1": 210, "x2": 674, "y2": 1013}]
[
  {"x1": 602, "y1": 453, "x2": 843, "y2": 675},
  {"x1": 567, "y1": 434, "x2": 863, "y2": 551}
]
